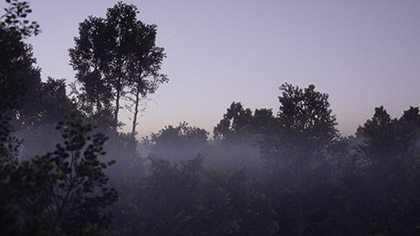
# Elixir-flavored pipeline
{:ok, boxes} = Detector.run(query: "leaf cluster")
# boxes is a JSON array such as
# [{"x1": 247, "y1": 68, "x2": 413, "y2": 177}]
[{"x1": 1, "y1": 116, "x2": 118, "y2": 235}]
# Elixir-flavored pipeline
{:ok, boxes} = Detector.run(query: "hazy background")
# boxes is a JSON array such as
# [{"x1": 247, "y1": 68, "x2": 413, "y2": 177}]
[{"x1": 20, "y1": 0, "x2": 420, "y2": 139}]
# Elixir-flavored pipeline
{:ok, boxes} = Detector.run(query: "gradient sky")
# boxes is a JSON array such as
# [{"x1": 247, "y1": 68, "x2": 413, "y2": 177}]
[{"x1": 12, "y1": 0, "x2": 420, "y2": 139}]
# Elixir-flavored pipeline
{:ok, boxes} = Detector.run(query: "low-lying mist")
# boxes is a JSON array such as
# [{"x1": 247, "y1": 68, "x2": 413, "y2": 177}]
[
  {"x1": 2, "y1": 1, "x2": 419, "y2": 233},
  {"x1": 5, "y1": 82, "x2": 420, "y2": 235}
]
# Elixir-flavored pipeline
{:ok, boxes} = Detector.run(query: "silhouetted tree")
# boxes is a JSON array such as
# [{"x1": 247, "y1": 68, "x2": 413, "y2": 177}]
[
  {"x1": 68, "y1": 14, "x2": 114, "y2": 125},
  {"x1": 15, "y1": 77, "x2": 81, "y2": 157},
  {"x1": 261, "y1": 83, "x2": 338, "y2": 169},
  {"x1": 260, "y1": 83, "x2": 338, "y2": 236},
  {"x1": 214, "y1": 102, "x2": 253, "y2": 142},
  {"x1": 14, "y1": 116, "x2": 119, "y2": 235},
  {"x1": 69, "y1": 2, "x2": 167, "y2": 132},
  {"x1": 210, "y1": 103, "x2": 275, "y2": 171},
  {"x1": 143, "y1": 122, "x2": 208, "y2": 162},
  {"x1": 0, "y1": 0, "x2": 40, "y2": 114},
  {"x1": 354, "y1": 106, "x2": 420, "y2": 235},
  {"x1": 214, "y1": 102, "x2": 276, "y2": 145},
  {"x1": 1, "y1": 3, "x2": 119, "y2": 234},
  {"x1": 1, "y1": 1, "x2": 77, "y2": 158},
  {"x1": 0, "y1": 1, "x2": 40, "y2": 233}
]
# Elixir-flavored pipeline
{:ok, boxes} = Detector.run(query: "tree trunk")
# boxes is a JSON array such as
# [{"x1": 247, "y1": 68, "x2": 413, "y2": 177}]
[
  {"x1": 114, "y1": 76, "x2": 121, "y2": 130},
  {"x1": 131, "y1": 85, "x2": 140, "y2": 139}
]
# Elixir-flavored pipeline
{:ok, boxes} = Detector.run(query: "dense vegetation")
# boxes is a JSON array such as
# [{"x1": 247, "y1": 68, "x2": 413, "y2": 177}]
[{"x1": 1, "y1": 1, "x2": 420, "y2": 235}]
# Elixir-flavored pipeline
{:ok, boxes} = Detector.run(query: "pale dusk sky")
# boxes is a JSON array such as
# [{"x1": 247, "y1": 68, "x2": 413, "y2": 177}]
[{"x1": 11, "y1": 0, "x2": 420, "y2": 139}]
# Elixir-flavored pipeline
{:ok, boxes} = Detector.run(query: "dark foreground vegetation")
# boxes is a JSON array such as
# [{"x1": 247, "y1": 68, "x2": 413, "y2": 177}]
[{"x1": 1, "y1": 1, "x2": 420, "y2": 235}]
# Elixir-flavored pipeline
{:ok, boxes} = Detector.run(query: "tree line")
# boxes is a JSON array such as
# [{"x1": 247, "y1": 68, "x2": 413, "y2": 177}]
[{"x1": 1, "y1": 0, "x2": 420, "y2": 235}]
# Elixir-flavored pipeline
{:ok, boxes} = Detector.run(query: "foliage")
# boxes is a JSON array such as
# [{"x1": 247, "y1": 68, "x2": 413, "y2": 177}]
[
  {"x1": 3, "y1": 1, "x2": 420, "y2": 235},
  {"x1": 257, "y1": 83, "x2": 339, "y2": 236},
  {"x1": 1, "y1": 0, "x2": 40, "y2": 37},
  {"x1": 143, "y1": 122, "x2": 209, "y2": 162},
  {"x1": 261, "y1": 83, "x2": 338, "y2": 169},
  {"x1": 0, "y1": 116, "x2": 118, "y2": 235},
  {"x1": 16, "y1": 77, "x2": 81, "y2": 158},
  {"x1": 0, "y1": 0, "x2": 40, "y2": 113},
  {"x1": 69, "y1": 1, "x2": 168, "y2": 132},
  {"x1": 0, "y1": 114, "x2": 21, "y2": 235},
  {"x1": 214, "y1": 102, "x2": 276, "y2": 145},
  {"x1": 210, "y1": 103, "x2": 275, "y2": 172},
  {"x1": 115, "y1": 155, "x2": 278, "y2": 236},
  {"x1": 353, "y1": 106, "x2": 420, "y2": 235}
]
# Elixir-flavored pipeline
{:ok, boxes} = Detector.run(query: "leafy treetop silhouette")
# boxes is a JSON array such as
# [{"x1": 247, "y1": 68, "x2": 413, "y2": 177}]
[{"x1": 69, "y1": 1, "x2": 168, "y2": 133}]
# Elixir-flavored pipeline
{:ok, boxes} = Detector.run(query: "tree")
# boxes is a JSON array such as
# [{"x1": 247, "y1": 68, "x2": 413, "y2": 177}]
[
  {"x1": 14, "y1": 77, "x2": 82, "y2": 158},
  {"x1": 261, "y1": 83, "x2": 338, "y2": 169},
  {"x1": 0, "y1": 0, "x2": 40, "y2": 113},
  {"x1": 125, "y1": 21, "x2": 167, "y2": 138},
  {"x1": 214, "y1": 102, "x2": 276, "y2": 145},
  {"x1": 68, "y1": 15, "x2": 114, "y2": 123},
  {"x1": 214, "y1": 102, "x2": 253, "y2": 142},
  {"x1": 69, "y1": 2, "x2": 167, "y2": 132},
  {"x1": 0, "y1": 1, "x2": 40, "y2": 233},
  {"x1": 260, "y1": 83, "x2": 338, "y2": 236},
  {"x1": 143, "y1": 122, "x2": 209, "y2": 162},
  {"x1": 1, "y1": 2, "x2": 118, "y2": 234},
  {"x1": 354, "y1": 106, "x2": 420, "y2": 235},
  {"x1": 6, "y1": 116, "x2": 118, "y2": 235}
]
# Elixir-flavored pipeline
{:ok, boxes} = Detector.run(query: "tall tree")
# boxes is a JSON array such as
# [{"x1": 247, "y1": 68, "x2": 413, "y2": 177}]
[
  {"x1": 69, "y1": 16, "x2": 114, "y2": 122},
  {"x1": 125, "y1": 22, "x2": 167, "y2": 138},
  {"x1": 261, "y1": 83, "x2": 338, "y2": 236},
  {"x1": 0, "y1": 0, "x2": 40, "y2": 114},
  {"x1": 262, "y1": 83, "x2": 338, "y2": 168},
  {"x1": 69, "y1": 2, "x2": 167, "y2": 132},
  {"x1": 354, "y1": 106, "x2": 420, "y2": 235}
]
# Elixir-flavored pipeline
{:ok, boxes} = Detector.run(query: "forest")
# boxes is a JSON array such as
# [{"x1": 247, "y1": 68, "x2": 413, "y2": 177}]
[{"x1": 1, "y1": 1, "x2": 420, "y2": 235}]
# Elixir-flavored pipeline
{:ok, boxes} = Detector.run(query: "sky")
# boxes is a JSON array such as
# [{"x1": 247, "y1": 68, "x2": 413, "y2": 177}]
[{"x1": 8, "y1": 0, "x2": 420, "y2": 139}]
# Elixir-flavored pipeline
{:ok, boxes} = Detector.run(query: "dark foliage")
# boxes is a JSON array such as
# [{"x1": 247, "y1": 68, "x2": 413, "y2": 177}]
[
  {"x1": 69, "y1": 1, "x2": 168, "y2": 132},
  {"x1": 2, "y1": 1, "x2": 420, "y2": 235},
  {"x1": 143, "y1": 122, "x2": 209, "y2": 162}
]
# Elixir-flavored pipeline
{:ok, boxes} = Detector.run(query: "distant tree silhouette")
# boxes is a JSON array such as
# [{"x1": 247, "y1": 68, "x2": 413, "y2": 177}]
[
  {"x1": 260, "y1": 83, "x2": 338, "y2": 236},
  {"x1": 354, "y1": 106, "x2": 420, "y2": 235},
  {"x1": 214, "y1": 102, "x2": 253, "y2": 142},
  {"x1": 69, "y1": 2, "x2": 167, "y2": 133},
  {"x1": 143, "y1": 122, "x2": 208, "y2": 162},
  {"x1": 261, "y1": 83, "x2": 338, "y2": 169},
  {"x1": 214, "y1": 102, "x2": 276, "y2": 145}
]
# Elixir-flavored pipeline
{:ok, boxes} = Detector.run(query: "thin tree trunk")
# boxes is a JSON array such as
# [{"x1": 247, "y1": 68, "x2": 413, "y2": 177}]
[
  {"x1": 131, "y1": 85, "x2": 140, "y2": 139},
  {"x1": 114, "y1": 76, "x2": 121, "y2": 129}
]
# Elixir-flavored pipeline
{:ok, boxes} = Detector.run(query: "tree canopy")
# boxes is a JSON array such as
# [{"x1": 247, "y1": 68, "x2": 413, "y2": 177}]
[{"x1": 69, "y1": 2, "x2": 167, "y2": 133}]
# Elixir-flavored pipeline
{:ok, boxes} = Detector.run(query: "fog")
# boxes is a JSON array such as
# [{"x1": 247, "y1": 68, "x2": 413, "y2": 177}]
[
  {"x1": 4, "y1": 90, "x2": 420, "y2": 235},
  {"x1": 2, "y1": 1, "x2": 420, "y2": 235}
]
